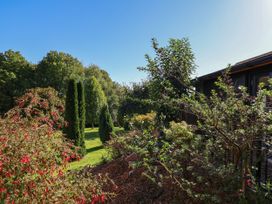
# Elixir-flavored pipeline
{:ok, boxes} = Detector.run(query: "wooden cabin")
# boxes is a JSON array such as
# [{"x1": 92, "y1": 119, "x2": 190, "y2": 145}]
[{"x1": 195, "y1": 51, "x2": 272, "y2": 97}]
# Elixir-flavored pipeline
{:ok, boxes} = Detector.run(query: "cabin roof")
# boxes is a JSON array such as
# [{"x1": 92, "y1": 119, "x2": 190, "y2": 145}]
[{"x1": 197, "y1": 51, "x2": 272, "y2": 81}]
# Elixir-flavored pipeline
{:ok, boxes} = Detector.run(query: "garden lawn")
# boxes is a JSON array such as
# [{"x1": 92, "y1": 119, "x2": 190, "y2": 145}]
[{"x1": 68, "y1": 127, "x2": 122, "y2": 170}]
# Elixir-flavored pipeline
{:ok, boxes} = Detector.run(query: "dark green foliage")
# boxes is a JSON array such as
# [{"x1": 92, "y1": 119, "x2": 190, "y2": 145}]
[
  {"x1": 99, "y1": 105, "x2": 114, "y2": 143},
  {"x1": 0, "y1": 50, "x2": 35, "y2": 115},
  {"x1": 118, "y1": 97, "x2": 153, "y2": 126},
  {"x1": 36, "y1": 51, "x2": 84, "y2": 96},
  {"x1": 64, "y1": 79, "x2": 81, "y2": 146},
  {"x1": 77, "y1": 81, "x2": 86, "y2": 155},
  {"x1": 117, "y1": 81, "x2": 153, "y2": 126}
]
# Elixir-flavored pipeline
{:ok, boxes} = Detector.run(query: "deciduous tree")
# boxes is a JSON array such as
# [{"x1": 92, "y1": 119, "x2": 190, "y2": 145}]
[
  {"x1": 36, "y1": 51, "x2": 84, "y2": 96},
  {"x1": 139, "y1": 38, "x2": 196, "y2": 124},
  {"x1": 0, "y1": 50, "x2": 35, "y2": 114}
]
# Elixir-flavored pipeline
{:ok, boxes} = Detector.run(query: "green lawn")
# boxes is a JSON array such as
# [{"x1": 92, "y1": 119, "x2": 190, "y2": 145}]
[{"x1": 68, "y1": 127, "x2": 122, "y2": 170}]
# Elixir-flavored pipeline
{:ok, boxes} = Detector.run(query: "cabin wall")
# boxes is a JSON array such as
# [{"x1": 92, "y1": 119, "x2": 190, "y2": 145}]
[{"x1": 196, "y1": 64, "x2": 272, "y2": 96}]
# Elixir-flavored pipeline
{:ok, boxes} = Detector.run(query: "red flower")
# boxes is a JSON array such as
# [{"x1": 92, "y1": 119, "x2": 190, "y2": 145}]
[
  {"x1": 12, "y1": 180, "x2": 20, "y2": 185},
  {"x1": 18, "y1": 100, "x2": 25, "y2": 108},
  {"x1": 0, "y1": 188, "x2": 6, "y2": 193},
  {"x1": 37, "y1": 170, "x2": 45, "y2": 176},
  {"x1": 91, "y1": 195, "x2": 99, "y2": 204},
  {"x1": 5, "y1": 172, "x2": 12, "y2": 177},
  {"x1": 246, "y1": 179, "x2": 252, "y2": 187},
  {"x1": 64, "y1": 156, "x2": 70, "y2": 162},
  {"x1": 58, "y1": 169, "x2": 64, "y2": 177},
  {"x1": 100, "y1": 194, "x2": 105, "y2": 203},
  {"x1": 20, "y1": 155, "x2": 31, "y2": 164},
  {"x1": 0, "y1": 161, "x2": 3, "y2": 171},
  {"x1": 44, "y1": 187, "x2": 49, "y2": 195}
]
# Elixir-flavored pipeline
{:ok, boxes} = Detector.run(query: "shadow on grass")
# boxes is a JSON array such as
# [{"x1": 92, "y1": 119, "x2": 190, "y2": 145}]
[
  {"x1": 85, "y1": 127, "x2": 124, "y2": 141},
  {"x1": 86, "y1": 145, "x2": 104, "y2": 153},
  {"x1": 85, "y1": 131, "x2": 99, "y2": 140}
]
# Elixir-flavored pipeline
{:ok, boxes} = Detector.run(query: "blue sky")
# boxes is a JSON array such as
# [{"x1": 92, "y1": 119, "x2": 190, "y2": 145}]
[{"x1": 1, "y1": 0, "x2": 272, "y2": 84}]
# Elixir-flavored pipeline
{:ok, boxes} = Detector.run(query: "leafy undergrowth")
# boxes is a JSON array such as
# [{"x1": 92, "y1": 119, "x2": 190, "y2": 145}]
[
  {"x1": 81, "y1": 154, "x2": 185, "y2": 204},
  {"x1": 68, "y1": 127, "x2": 123, "y2": 170}
]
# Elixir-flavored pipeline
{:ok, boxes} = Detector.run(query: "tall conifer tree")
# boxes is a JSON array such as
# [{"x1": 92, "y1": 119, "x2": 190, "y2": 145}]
[
  {"x1": 77, "y1": 81, "x2": 86, "y2": 155},
  {"x1": 64, "y1": 79, "x2": 80, "y2": 146},
  {"x1": 99, "y1": 105, "x2": 114, "y2": 143}
]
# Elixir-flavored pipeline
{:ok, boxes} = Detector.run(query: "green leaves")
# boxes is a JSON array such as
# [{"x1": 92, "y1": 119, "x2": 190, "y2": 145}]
[
  {"x1": 0, "y1": 50, "x2": 34, "y2": 114},
  {"x1": 138, "y1": 38, "x2": 196, "y2": 124},
  {"x1": 36, "y1": 51, "x2": 84, "y2": 96}
]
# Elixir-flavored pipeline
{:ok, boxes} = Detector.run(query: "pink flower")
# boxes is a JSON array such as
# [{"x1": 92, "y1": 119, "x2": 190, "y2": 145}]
[{"x1": 20, "y1": 155, "x2": 31, "y2": 164}]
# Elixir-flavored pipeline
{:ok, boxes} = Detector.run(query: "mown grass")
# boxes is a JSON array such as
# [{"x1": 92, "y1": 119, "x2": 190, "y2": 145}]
[{"x1": 68, "y1": 127, "x2": 123, "y2": 170}]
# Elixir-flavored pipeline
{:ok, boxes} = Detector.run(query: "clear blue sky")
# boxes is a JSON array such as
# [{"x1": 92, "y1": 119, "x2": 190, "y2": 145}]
[{"x1": 1, "y1": 0, "x2": 272, "y2": 84}]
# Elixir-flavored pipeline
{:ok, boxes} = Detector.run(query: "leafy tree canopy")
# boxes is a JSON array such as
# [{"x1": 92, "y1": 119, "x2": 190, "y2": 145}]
[
  {"x1": 138, "y1": 38, "x2": 196, "y2": 124},
  {"x1": 139, "y1": 38, "x2": 195, "y2": 98},
  {"x1": 0, "y1": 50, "x2": 35, "y2": 114},
  {"x1": 36, "y1": 51, "x2": 84, "y2": 96}
]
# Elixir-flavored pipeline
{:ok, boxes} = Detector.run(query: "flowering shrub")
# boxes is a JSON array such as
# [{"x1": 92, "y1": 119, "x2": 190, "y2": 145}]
[
  {"x1": 0, "y1": 115, "x2": 110, "y2": 203},
  {"x1": 0, "y1": 110, "x2": 109, "y2": 202},
  {"x1": 5, "y1": 87, "x2": 65, "y2": 130}
]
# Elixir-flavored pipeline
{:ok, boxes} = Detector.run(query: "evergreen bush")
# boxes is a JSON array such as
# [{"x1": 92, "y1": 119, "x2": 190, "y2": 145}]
[
  {"x1": 64, "y1": 79, "x2": 80, "y2": 146},
  {"x1": 99, "y1": 105, "x2": 114, "y2": 143}
]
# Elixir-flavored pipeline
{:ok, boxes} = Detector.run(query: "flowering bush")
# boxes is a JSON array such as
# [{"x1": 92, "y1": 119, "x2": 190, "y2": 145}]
[
  {"x1": 0, "y1": 116, "x2": 109, "y2": 203},
  {"x1": 5, "y1": 87, "x2": 65, "y2": 130},
  {"x1": 0, "y1": 104, "x2": 110, "y2": 203}
]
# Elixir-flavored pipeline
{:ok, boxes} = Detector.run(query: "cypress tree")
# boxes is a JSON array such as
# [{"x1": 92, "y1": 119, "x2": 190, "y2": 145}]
[
  {"x1": 85, "y1": 76, "x2": 106, "y2": 127},
  {"x1": 64, "y1": 79, "x2": 80, "y2": 146},
  {"x1": 77, "y1": 81, "x2": 86, "y2": 155},
  {"x1": 99, "y1": 105, "x2": 114, "y2": 143}
]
